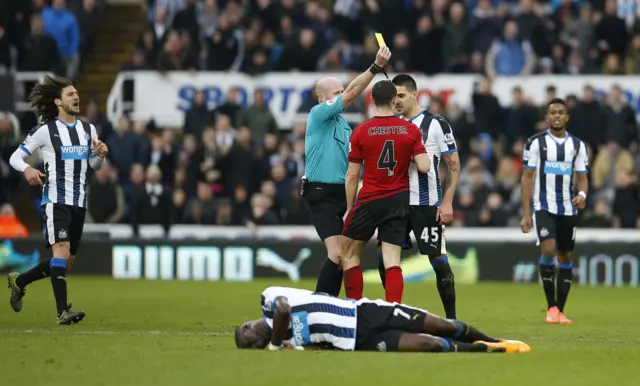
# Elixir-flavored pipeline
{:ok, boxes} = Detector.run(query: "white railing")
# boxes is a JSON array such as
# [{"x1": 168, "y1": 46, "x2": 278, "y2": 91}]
[
  {"x1": 106, "y1": 71, "x2": 135, "y2": 125},
  {"x1": 81, "y1": 223, "x2": 640, "y2": 243}
]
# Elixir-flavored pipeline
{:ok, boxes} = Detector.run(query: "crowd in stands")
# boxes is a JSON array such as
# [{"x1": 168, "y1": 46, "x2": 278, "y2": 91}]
[
  {"x1": 0, "y1": 0, "x2": 104, "y2": 78},
  {"x1": 0, "y1": 0, "x2": 639, "y2": 233},
  {"x1": 121, "y1": 0, "x2": 640, "y2": 76}
]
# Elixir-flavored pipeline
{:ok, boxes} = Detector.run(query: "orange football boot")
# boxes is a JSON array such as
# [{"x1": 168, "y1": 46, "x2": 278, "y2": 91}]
[
  {"x1": 558, "y1": 312, "x2": 573, "y2": 324},
  {"x1": 546, "y1": 306, "x2": 560, "y2": 324}
]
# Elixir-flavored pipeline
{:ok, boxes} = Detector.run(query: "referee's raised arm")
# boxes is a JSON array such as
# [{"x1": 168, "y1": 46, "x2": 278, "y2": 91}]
[{"x1": 302, "y1": 46, "x2": 391, "y2": 297}]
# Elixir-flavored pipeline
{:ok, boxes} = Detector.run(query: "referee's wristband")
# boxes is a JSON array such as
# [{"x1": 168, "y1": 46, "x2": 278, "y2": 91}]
[
  {"x1": 578, "y1": 191, "x2": 587, "y2": 199},
  {"x1": 369, "y1": 63, "x2": 384, "y2": 74},
  {"x1": 267, "y1": 342, "x2": 281, "y2": 351}
]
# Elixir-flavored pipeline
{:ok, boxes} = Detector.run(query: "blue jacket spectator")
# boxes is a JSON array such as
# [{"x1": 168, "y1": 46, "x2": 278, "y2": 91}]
[
  {"x1": 485, "y1": 21, "x2": 535, "y2": 77},
  {"x1": 42, "y1": 0, "x2": 79, "y2": 60}
]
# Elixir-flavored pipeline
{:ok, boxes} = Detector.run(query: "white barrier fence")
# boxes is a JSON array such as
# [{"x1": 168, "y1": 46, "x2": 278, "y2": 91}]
[{"x1": 82, "y1": 224, "x2": 640, "y2": 243}]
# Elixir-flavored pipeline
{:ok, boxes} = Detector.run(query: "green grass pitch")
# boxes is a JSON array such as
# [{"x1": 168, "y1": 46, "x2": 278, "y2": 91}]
[{"x1": 1, "y1": 277, "x2": 638, "y2": 386}]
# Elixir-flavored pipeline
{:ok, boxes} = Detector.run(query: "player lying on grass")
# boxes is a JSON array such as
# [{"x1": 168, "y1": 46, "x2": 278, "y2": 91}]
[{"x1": 235, "y1": 286, "x2": 530, "y2": 353}]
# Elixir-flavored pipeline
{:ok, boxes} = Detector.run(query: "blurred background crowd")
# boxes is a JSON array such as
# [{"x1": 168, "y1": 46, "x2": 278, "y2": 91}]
[{"x1": 0, "y1": 0, "x2": 639, "y2": 235}]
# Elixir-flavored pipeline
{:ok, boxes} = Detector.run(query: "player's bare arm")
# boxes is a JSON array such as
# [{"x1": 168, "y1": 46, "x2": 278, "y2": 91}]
[
  {"x1": 344, "y1": 162, "x2": 362, "y2": 220},
  {"x1": 269, "y1": 297, "x2": 292, "y2": 349},
  {"x1": 439, "y1": 152, "x2": 461, "y2": 225},
  {"x1": 341, "y1": 46, "x2": 391, "y2": 107},
  {"x1": 520, "y1": 168, "x2": 536, "y2": 233},
  {"x1": 413, "y1": 153, "x2": 431, "y2": 174},
  {"x1": 572, "y1": 173, "x2": 588, "y2": 210}
]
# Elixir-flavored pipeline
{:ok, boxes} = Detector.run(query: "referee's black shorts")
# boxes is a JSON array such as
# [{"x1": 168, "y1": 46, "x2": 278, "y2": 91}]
[{"x1": 303, "y1": 182, "x2": 346, "y2": 241}]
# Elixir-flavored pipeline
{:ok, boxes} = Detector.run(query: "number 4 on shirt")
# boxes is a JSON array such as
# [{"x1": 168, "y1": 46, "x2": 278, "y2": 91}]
[{"x1": 378, "y1": 140, "x2": 397, "y2": 176}]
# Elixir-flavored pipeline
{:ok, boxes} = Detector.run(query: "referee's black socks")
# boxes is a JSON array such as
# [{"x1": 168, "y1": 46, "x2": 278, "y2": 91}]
[
  {"x1": 50, "y1": 258, "x2": 69, "y2": 316},
  {"x1": 315, "y1": 258, "x2": 343, "y2": 297},
  {"x1": 539, "y1": 255, "x2": 557, "y2": 309},
  {"x1": 556, "y1": 261, "x2": 573, "y2": 313},
  {"x1": 16, "y1": 258, "x2": 52, "y2": 289},
  {"x1": 431, "y1": 256, "x2": 456, "y2": 320}
]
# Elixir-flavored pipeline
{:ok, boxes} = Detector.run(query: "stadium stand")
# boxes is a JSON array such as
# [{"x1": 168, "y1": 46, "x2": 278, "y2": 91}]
[{"x1": 0, "y1": 0, "x2": 639, "y2": 232}]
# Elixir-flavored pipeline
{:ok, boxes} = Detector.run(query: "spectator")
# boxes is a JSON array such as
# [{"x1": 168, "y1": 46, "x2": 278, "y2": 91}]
[
  {"x1": 235, "y1": 90, "x2": 277, "y2": 144},
  {"x1": 212, "y1": 88, "x2": 242, "y2": 124},
  {"x1": 232, "y1": 184, "x2": 252, "y2": 225},
  {"x1": 0, "y1": 204, "x2": 28, "y2": 238},
  {"x1": 221, "y1": 126, "x2": 257, "y2": 194},
  {"x1": 281, "y1": 185, "x2": 309, "y2": 225},
  {"x1": 442, "y1": 3, "x2": 470, "y2": 73},
  {"x1": 187, "y1": 182, "x2": 216, "y2": 225},
  {"x1": 471, "y1": 77, "x2": 502, "y2": 139},
  {"x1": 42, "y1": 0, "x2": 80, "y2": 79},
  {"x1": 73, "y1": 0, "x2": 100, "y2": 57},
  {"x1": 601, "y1": 85, "x2": 638, "y2": 148},
  {"x1": 211, "y1": 113, "x2": 233, "y2": 152},
  {"x1": 595, "y1": 0, "x2": 627, "y2": 65},
  {"x1": 485, "y1": 21, "x2": 535, "y2": 77},
  {"x1": 190, "y1": 127, "x2": 223, "y2": 193},
  {"x1": 559, "y1": 3, "x2": 596, "y2": 72},
  {"x1": 277, "y1": 28, "x2": 319, "y2": 72},
  {"x1": 514, "y1": 0, "x2": 551, "y2": 58},
  {"x1": 412, "y1": 15, "x2": 444, "y2": 75},
  {"x1": 505, "y1": 86, "x2": 537, "y2": 146},
  {"x1": 16, "y1": 14, "x2": 60, "y2": 73},
  {"x1": 107, "y1": 117, "x2": 148, "y2": 183},
  {"x1": 171, "y1": 188, "x2": 187, "y2": 223},
  {"x1": 205, "y1": 13, "x2": 242, "y2": 71},
  {"x1": 172, "y1": 0, "x2": 199, "y2": 51},
  {"x1": 149, "y1": 131, "x2": 176, "y2": 185},
  {"x1": 470, "y1": 0, "x2": 501, "y2": 55},
  {"x1": 157, "y1": 30, "x2": 192, "y2": 71},
  {"x1": 389, "y1": 31, "x2": 411, "y2": 72},
  {"x1": 626, "y1": 34, "x2": 640, "y2": 74},
  {"x1": 129, "y1": 165, "x2": 172, "y2": 234},
  {"x1": 214, "y1": 197, "x2": 235, "y2": 225},
  {"x1": 183, "y1": 89, "x2": 211, "y2": 139},
  {"x1": 568, "y1": 85, "x2": 604, "y2": 150},
  {"x1": 197, "y1": 0, "x2": 218, "y2": 38},
  {"x1": 87, "y1": 160, "x2": 124, "y2": 224},
  {"x1": 248, "y1": 193, "x2": 278, "y2": 226}
]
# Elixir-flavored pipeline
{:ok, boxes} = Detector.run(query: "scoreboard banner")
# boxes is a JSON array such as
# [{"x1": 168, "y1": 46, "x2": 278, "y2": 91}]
[
  {"x1": 1, "y1": 238, "x2": 637, "y2": 287},
  {"x1": 128, "y1": 71, "x2": 640, "y2": 128}
]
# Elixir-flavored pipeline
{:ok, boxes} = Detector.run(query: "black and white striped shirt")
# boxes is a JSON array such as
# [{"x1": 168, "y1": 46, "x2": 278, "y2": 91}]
[
  {"x1": 403, "y1": 111, "x2": 457, "y2": 206},
  {"x1": 261, "y1": 287, "x2": 358, "y2": 350},
  {"x1": 523, "y1": 130, "x2": 588, "y2": 216},
  {"x1": 19, "y1": 119, "x2": 100, "y2": 208}
]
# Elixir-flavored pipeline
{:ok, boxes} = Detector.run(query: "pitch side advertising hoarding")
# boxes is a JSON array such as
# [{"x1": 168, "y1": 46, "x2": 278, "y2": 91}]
[{"x1": 1, "y1": 239, "x2": 637, "y2": 287}]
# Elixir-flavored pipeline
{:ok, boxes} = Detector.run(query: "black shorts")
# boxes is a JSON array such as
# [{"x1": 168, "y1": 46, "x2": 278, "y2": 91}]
[
  {"x1": 405, "y1": 205, "x2": 446, "y2": 256},
  {"x1": 355, "y1": 300, "x2": 429, "y2": 352},
  {"x1": 342, "y1": 192, "x2": 409, "y2": 246},
  {"x1": 534, "y1": 210, "x2": 577, "y2": 253},
  {"x1": 43, "y1": 203, "x2": 86, "y2": 255},
  {"x1": 303, "y1": 182, "x2": 346, "y2": 241}
]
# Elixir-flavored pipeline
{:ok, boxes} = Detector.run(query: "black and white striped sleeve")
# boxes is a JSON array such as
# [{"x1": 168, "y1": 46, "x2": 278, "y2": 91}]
[
  {"x1": 19, "y1": 124, "x2": 48, "y2": 155},
  {"x1": 574, "y1": 140, "x2": 588, "y2": 174},
  {"x1": 434, "y1": 116, "x2": 457, "y2": 155},
  {"x1": 523, "y1": 136, "x2": 540, "y2": 169}
]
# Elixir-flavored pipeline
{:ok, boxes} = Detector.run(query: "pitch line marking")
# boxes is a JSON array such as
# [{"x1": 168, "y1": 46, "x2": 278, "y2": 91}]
[{"x1": 0, "y1": 329, "x2": 232, "y2": 336}]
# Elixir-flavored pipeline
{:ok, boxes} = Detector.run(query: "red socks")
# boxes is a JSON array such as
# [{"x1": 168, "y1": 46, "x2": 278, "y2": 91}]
[
  {"x1": 344, "y1": 266, "x2": 363, "y2": 300},
  {"x1": 385, "y1": 266, "x2": 404, "y2": 303},
  {"x1": 344, "y1": 265, "x2": 402, "y2": 302}
]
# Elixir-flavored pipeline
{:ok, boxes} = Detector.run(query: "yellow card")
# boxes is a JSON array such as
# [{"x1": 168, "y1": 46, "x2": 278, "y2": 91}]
[{"x1": 375, "y1": 33, "x2": 387, "y2": 47}]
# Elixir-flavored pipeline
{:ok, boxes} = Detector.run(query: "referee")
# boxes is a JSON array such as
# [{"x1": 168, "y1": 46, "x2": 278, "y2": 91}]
[{"x1": 303, "y1": 46, "x2": 391, "y2": 297}]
